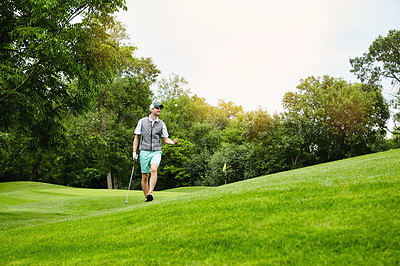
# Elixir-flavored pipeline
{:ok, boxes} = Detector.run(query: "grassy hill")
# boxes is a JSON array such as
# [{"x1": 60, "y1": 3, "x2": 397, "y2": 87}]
[{"x1": 1, "y1": 149, "x2": 399, "y2": 265}]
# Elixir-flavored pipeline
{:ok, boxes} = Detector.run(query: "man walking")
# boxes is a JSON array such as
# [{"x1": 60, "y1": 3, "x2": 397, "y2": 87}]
[{"x1": 132, "y1": 102, "x2": 178, "y2": 202}]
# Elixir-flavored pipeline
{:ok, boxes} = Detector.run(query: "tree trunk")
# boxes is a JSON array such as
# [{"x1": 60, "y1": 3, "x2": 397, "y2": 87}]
[
  {"x1": 107, "y1": 171, "x2": 112, "y2": 189},
  {"x1": 29, "y1": 154, "x2": 42, "y2": 181},
  {"x1": 291, "y1": 146, "x2": 303, "y2": 168},
  {"x1": 113, "y1": 174, "x2": 118, "y2": 189}
]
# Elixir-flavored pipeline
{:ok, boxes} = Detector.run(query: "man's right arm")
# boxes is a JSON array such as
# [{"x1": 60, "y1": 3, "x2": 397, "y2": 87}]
[
  {"x1": 133, "y1": 134, "x2": 139, "y2": 152},
  {"x1": 133, "y1": 118, "x2": 142, "y2": 160},
  {"x1": 132, "y1": 134, "x2": 139, "y2": 160}
]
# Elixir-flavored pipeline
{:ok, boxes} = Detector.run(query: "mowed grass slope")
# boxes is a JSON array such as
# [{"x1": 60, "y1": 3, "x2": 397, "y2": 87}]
[{"x1": 1, "y1": 150, "x2": 400, "y2": 265}]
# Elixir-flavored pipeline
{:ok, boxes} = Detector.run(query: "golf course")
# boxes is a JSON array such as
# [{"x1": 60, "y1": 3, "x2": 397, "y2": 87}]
[{"x1": 1, "y1": 149, "x2": 399, "y2": 265}]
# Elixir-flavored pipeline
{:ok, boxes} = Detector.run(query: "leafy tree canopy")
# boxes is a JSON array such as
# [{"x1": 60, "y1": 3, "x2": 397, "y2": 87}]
[
  {"x1": 350, "y1": 29, "x2": 400, "y2": 129},
  {"x1": 282, "y1": 76, "x2": 389, "y2": 162},
  {"x1": 0, "y1": 0, "x2": 133, "y2": 151},
  {"x1": 350, "y1": 29, "x2": 400, "y2": 89}
]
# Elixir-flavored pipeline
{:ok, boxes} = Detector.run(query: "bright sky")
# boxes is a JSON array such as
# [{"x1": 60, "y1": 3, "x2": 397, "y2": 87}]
[{"x1": 117, "y1": 0, "x2": 400, "y2": 113}]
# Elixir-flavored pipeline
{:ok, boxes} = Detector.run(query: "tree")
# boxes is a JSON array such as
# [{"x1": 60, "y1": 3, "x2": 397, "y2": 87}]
[
  {"x1": 0, "y1": 0, "x2": 131, "y2": 153},
  {"x1": 0, "y1": 0, "x2": 136, "y2": 181},
  {"x1": 350, "y1": 29, "x2": 400, "y2": 131},
  {"x1": 13, "y1": 73, "x2": 157, "y2": 188},
  {"x1": 242, "y1": 108, "x2": 289, "y2": 174},
  {"x1": 95, "y1": 74, "x2": 157, "y2": 188},
  {"x1": 158, "y1": 138, "x2": 194, "y2": 188},
  {"x1": 282, "y1": 76, "x2": 389, "y2": 163},
  {"x1": 156, "y1": 74, "x2": 194, "y2": 138},
  {"x1": 203, "y1": 143, "x2": 249, "y2": 186}
]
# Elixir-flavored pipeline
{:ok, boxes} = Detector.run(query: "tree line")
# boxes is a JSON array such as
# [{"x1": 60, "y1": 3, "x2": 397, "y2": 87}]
[{"x1": 1, "y1": 1, "x2": 399, "y2": 189}]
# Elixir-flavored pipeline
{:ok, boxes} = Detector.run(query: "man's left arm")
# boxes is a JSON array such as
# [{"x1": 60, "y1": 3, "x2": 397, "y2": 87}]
[
  {"x1": 164, "y1": 137, "x2": 179, "y2": 145},
  {"x1": 161, "y1": 122, "x2": 178, "y2": 145}
]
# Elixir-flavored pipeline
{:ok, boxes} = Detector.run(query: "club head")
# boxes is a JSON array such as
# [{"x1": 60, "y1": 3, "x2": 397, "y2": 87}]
[{"x1": 125, "y1": 201, "x2": 128, "y2": 204}]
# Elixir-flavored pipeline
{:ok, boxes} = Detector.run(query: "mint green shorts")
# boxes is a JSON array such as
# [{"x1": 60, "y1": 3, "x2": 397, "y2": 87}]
[{"x1": 139, "y1": 151, "x2": 162, "y2": 173}]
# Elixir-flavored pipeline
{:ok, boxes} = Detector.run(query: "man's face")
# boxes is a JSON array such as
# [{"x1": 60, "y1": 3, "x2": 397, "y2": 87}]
[{"x1": 151, "y1": 107, "x2": 162, "y2": 116}]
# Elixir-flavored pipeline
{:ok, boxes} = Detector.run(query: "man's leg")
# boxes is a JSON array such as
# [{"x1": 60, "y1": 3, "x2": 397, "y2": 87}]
[
  {"x1": 139, "y1": 151, "x2": 152, "y2": 200},
  {"x1": 141, "y1": 172, "x2": 149, "y2": 198},
  {"x1": 148, "y1": 164, "x2": 159, "y2": 195},
  {"x1": 145, "y1": 151, "x2": 161, "y2": 202}
]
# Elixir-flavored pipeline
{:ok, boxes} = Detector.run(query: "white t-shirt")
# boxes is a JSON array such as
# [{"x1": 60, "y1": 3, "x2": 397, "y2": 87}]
[{"x1": 134, "y1": 116, "x2": 169, "y2": 138}]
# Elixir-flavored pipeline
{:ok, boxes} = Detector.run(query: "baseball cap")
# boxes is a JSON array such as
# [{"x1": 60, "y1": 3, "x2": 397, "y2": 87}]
[{"x1": 149, "y1": 102, "x2": 164, "y2": 110}]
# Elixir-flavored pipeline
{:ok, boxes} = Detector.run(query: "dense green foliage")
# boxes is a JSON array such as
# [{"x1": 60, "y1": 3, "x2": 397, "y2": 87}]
[
  {"x1": 282, "y1": 76, "x2": 389, "y2": 163},
  {"x1": 0, "y1": 73, "x2": 393, "y2": 189},
  {"x1": 0, "y1": 0, "x2": 131, "y2": 148},
  {"x1": 1, "y1": 150, "x2": 399, "y2": 264},
  {"x1": 0, "y1": 1, "x2": 397, "y2": 189}
]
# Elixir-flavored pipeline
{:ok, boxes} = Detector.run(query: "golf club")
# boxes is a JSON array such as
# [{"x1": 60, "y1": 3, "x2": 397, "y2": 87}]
[{"x1": 125, "y1": 158, "x2": 137, "y2": 204}]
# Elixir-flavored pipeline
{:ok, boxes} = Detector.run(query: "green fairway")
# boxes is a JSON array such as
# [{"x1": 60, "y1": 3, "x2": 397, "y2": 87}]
[{"x1": 1, "y1": 150, "x2": 400, "y2": 265}]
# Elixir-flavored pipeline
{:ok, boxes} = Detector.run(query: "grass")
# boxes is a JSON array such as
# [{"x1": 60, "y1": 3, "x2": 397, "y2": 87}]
[{"x1": 1, "y1": 149, "x2": 400, "y2": 265}]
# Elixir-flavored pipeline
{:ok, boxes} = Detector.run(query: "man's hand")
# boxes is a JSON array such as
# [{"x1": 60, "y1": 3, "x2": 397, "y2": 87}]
[
  {"x1": 164, "y1": 137, "x2": 179, "y2": 145},
  {"x1": 132, "y1": 151, "x2": 138, "y2": 160}
]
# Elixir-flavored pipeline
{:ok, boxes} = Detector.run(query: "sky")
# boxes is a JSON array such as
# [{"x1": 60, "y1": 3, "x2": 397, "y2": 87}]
[{"x1": 116, "y1": 0, "x2": 400, "y2": 114}]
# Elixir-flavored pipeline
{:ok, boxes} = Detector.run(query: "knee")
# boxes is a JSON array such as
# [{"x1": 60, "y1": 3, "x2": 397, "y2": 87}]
[
  {"x1": 150, "y1": 164, "x2": 158, "y2": 174},
  {"x1": 142, "y1": 173, "x2": 149, "y2": 182}
]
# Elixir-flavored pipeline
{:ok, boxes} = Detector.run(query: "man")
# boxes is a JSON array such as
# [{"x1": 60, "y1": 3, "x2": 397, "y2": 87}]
[{"x1": 132, "y1": 102, "x2": 178, "y2": 202}]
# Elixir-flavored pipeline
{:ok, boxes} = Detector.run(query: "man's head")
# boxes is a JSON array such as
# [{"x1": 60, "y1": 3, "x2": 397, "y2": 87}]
[
  {"x1": 150, "y1": 102, "x2": 164, "y2": 116},
  {"x1": 149, "y1": 102, "x2": 164, "y2": 110}
]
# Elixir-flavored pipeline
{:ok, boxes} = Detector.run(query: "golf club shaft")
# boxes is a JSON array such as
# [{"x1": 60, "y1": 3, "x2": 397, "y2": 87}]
[{"x1": 125, "y1": 158, "x2": 136, "y2": 203}]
